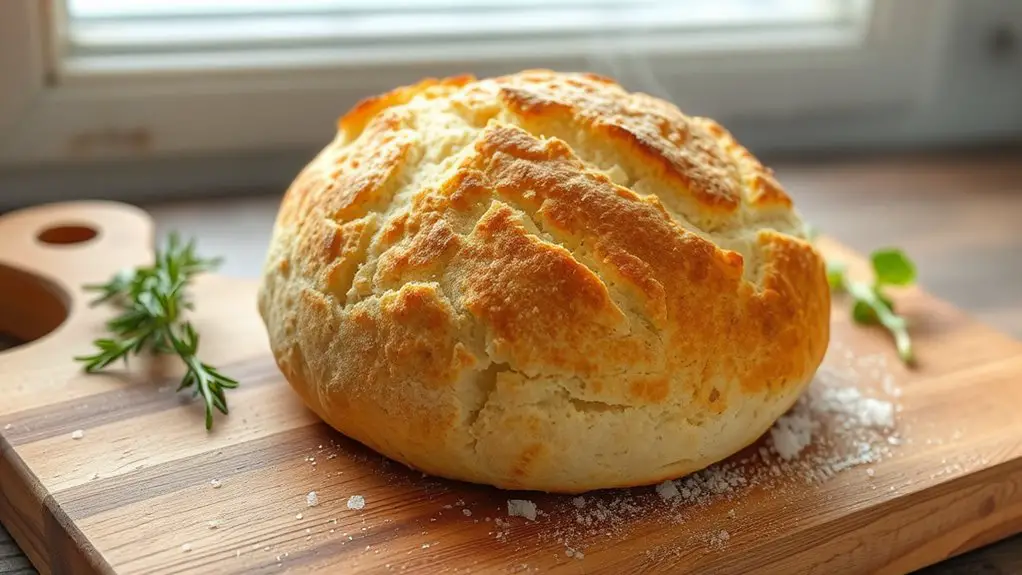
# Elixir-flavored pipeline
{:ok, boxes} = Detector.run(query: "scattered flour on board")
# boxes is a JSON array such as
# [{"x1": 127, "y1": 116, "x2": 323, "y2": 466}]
[
  {"x1": 486, "y1": 345, "x2": 902, "y2": 561},
  {"x1": 291, "y1": 344, "x2": 900, "y2": 567}
]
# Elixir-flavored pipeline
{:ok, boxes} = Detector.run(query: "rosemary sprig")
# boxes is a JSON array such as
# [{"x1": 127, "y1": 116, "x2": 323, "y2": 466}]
[{"x1": 75, "y1": 233, "x2": 236, "y2": 430}]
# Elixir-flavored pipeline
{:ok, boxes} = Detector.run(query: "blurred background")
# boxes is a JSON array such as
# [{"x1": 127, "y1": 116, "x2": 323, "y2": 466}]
[{"x1": 0, "y1": 0, "x2": 1020, "y2": 208}]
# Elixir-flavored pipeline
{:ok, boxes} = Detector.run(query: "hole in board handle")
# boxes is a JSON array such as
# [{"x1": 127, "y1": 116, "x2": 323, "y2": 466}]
[
  {"x1": 0, "y1": 263, "x2": 70, "y2": 353},
  {"x1": 37, "y1": 224, "x2": 98, "y2": 246}
]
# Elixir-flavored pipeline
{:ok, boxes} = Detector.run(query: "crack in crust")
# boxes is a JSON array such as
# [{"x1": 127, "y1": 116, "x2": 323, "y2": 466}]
[{"x1": 258, "y1": 69, "x2": 831, "y2": 493}]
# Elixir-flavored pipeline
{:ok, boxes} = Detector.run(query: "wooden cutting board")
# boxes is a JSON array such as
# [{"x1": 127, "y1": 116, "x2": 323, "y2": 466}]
[{"x1": 3, "y1": 201, "x2": 1022, "y2": 575}]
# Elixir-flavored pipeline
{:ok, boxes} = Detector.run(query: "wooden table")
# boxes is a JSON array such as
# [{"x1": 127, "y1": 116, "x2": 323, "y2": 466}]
[{"x1": 2, "y1": 147, "x2": 1021, "y2": 574}]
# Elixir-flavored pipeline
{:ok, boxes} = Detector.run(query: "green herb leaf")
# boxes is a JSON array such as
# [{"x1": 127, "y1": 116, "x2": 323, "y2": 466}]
[
  {"x1": 871, "y1": 248, "x2": 916, "y2": 287},
  {"x1": 852, "y1": 300, "x2": 877, "y2": 324},
  {"x1": 827, "y1": 248, "x2": 917, "y2": 367},
  {"x1": 74, "y1": 235, "x2": 235, "y2": 430},
  {"x1": 826, "y1": 260, "x2": 847, "y2": 292}
]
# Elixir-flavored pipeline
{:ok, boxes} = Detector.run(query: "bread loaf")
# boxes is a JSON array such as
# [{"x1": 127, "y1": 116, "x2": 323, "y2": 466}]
[{"x1": 257, "y1": 70, "x2": 830, "y2": 493}]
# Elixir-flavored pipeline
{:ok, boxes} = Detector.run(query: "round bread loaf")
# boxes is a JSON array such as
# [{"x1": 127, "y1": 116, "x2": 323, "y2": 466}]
[{"x1": 257, "y1": 70, "x2": 830, "y2": 493}]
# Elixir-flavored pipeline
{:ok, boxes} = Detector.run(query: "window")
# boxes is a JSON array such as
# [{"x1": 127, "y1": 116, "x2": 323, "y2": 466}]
[{"x1": 1, "y1": 0, "x2": 1019, "y2": 206}]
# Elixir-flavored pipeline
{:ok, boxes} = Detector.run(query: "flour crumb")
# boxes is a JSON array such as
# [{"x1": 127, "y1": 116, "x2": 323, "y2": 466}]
[
  {"x1": 572, "y1": 496, "x2": 586, "y2": 509},
  {"x1": 91, "y1": 472, "x2": 100, "y2": 480},
  {"x1": 3, "y1": 424, "x2": 11, "y2": 431},
  {"x1": 770, "y1": 409, "x2": 813, "y2": 460},
  {"x1": 347, "y1": 495, "x2": 365, "y2": 510},
  {"x1": 857, "y1": 398, "x2": 895, "y2": 428},
  {"x1": 71, "y1": 429, "x2": 85, "y2": 440},
  {"x1": 507, "y1": 499, "x2": 538, "y2": 521},
  {"x1": 181, "y1": 543, "x2": 192, "y2": 552},
  {"x1": 208, "y1": 520, "x2": 221, "y2": 530},
  {"x1": 655, "y1": 480, "x2": 679, "y2": 500},
  {"x1": 306, "y1": 491, "x2": 320, "y2": 507},
  {"x1": 707, "y1": 530, "x2": 730, "y2": 549},
  {"x1": 296, "y1": 513, "x2": 304, "y2": 520},
  {"x1": 866, "y1": 468, "x2": 875, "y2": 477},
  {"x1": 210, "y1": 478, "x2": 222, "y2": 489},
  {"x1": 462, "y1": 508, "x2": 472, "y2": 517}
]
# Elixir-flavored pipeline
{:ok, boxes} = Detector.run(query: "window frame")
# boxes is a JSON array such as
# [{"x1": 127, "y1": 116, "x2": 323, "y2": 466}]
[{"x1": 1, "y1": 0, "x2": 1018, "y2": 207}]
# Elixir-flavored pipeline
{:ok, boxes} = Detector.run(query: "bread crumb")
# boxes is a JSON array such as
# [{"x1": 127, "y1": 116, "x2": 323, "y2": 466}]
[
  {"x1": 71, "y1": 429, "x2": 85, "y2": 440},
  {"x1": 307, "y1": 491, "x2": 320, "y2": 507},
  {"x1": 462, "y1": 508, "x2": 472, "y2": 517},
  {"x1": 347, "y1": 495, "x2": 365, "y2": 510},
  {"x1": 572, "y1": 497, "x2": 586, "y2": 509},
  {"x1": 507, "y1": 499, "x2": 538, "y2": 521},
  {"x1": 210, "y1": 479, "x2": 222, "y2": 489}
]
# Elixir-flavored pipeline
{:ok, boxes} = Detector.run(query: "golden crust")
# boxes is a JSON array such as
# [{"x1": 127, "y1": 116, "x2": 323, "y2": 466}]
[{"x1": 258, "y1": 70, "x2": 830, "y2": 493}]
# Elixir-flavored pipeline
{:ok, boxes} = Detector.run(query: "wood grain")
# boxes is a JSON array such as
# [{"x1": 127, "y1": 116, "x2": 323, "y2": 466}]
[{"x1": 2, "y1": 148, "x2": 1022, "y2": 574}]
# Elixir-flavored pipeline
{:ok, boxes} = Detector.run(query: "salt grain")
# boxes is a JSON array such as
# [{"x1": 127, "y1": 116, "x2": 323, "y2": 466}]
[
  {"x1": 507, "y1": 499, "x2": 538, "y2": 521},
  {"x1": 347, "y1": 495, "x2": 365, "y2": 510},
  {"x1": 307, "y1": 491, "x2": 320, "y2": 507},
  {"x1": 71, "y1": 429, "x2": 85, "y2": 440}
]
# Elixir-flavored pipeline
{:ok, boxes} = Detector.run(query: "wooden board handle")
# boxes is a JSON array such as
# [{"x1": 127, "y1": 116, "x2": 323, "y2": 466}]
[
  {"x1": 0, "y1": 201, "x2": 154, "y2": 355},
  {"x1": 0, "y1": 201, "x2": 154, "y2": 289}
]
